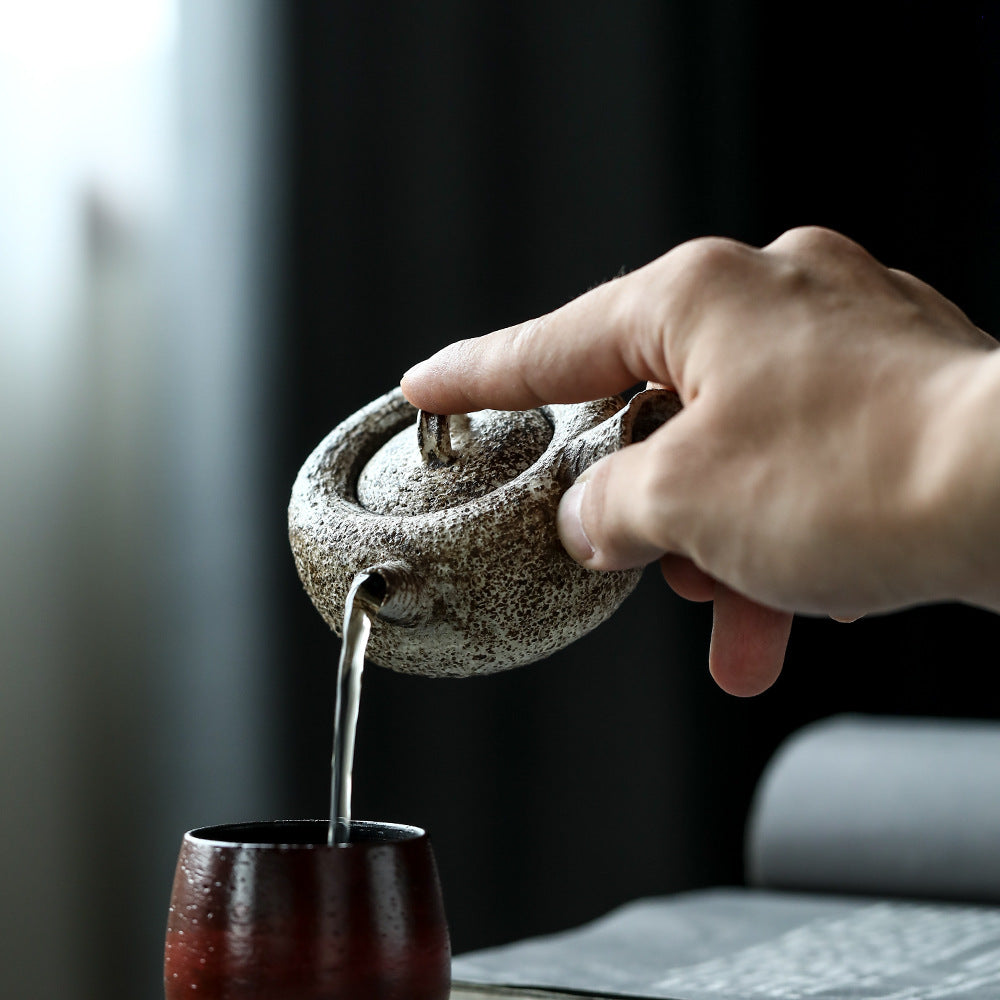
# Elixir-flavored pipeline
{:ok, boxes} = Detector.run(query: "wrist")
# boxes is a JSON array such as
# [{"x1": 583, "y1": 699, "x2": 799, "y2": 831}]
[{"x1": 912, "y1": 348, "x2": 1000, "y2": 611}]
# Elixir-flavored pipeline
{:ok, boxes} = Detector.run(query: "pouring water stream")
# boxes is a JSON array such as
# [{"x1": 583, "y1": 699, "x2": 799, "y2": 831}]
[{"x1": 328, "y1": 571, "x2": 381, "y2": 846}]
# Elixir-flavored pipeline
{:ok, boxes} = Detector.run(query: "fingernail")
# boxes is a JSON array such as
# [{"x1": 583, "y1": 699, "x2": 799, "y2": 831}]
[{"x1": 557, "y1": 480, "x2": 596, "y2": 562}]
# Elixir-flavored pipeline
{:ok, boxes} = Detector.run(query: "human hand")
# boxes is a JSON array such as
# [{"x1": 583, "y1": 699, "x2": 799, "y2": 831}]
[{"x1": 401, "y1": 228, "x2": 1000, "y2": 695}]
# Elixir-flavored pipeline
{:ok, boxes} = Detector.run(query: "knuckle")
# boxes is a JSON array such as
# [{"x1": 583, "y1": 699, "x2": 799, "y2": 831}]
[
  {"x1": 503, "y1": 315, "x2": 554, "y2": 402},
  {"x1": 769, "y1": 225, "x2": 862, "y2": 259},
  {"x1": 602, "y1": 274, "x2": 648, "y2": 346},
  {"x1": 669, "y1": 236, "x2": 747, "y2": 283},
  {"x1": 505, "y1": 313, "x2": 553, "y2": 373},
  {"x1": 655, "y1": 238, "x2": 752, "y2": 339},
  {"x1": 508, "y1": 314, "x2": 547, "y2": 355}
]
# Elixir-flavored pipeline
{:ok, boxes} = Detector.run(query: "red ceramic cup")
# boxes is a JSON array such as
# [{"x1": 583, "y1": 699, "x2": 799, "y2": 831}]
[{"x1": 164, "y1": 819, "x2": 450, "y2": 1000}]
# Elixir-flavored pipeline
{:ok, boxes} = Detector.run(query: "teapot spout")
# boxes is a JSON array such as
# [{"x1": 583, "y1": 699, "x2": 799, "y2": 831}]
[
  {"x1": 558, "y1": 387, "x2": 682, "y2": 482},
  {"x1": 356, "y1": 561, "x2": 433, "y2": 627}
]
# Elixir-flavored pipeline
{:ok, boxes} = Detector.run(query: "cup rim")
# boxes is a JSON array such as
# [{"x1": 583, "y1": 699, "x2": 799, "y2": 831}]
[{"x1": 184, "y1": 818, "x2": 426, "y2": 848}]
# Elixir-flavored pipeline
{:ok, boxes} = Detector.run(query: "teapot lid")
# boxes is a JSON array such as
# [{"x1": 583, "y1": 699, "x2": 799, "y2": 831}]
[{"x1": 356, "y1": 408, "x2": 553, "y2": 516}]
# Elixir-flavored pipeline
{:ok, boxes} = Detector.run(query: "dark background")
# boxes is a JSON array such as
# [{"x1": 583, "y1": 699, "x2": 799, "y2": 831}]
[{"x1": 270, "y1": 2, "x2": 1000, "y2": 954}]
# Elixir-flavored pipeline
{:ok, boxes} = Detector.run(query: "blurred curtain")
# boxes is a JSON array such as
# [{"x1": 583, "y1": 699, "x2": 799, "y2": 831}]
[{"x1": 0, "y1": 2, "x2": 284, "y2": 998}]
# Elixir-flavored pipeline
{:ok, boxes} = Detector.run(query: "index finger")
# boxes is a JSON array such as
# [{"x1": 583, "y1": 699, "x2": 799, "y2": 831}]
[{"x1": 400, "y1": 266, "x2": 673, "y2": 414}]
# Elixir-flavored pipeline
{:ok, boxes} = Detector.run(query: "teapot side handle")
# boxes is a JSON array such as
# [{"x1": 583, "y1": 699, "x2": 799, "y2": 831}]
[{"x1": 553, "y1": 388, "x2": 682, "y2": 483}]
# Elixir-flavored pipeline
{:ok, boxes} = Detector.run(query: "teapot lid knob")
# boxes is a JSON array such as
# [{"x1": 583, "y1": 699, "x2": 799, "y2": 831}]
[
  {"x1": 418, "y1": 411, "x2": 460, "y2": 468},
  {"x1": 356, "y1": 406, "x2": 550, "y2": 517}
]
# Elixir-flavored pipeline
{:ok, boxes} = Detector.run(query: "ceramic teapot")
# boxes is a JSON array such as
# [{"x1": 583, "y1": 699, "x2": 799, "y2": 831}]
[{"x1": 288, "y1": 386, "x2": 681, "y2": 677}]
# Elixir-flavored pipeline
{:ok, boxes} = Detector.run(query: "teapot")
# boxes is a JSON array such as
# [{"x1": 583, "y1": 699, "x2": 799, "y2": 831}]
[{"x1": 288, "y1": 386, "x2": 681, "y2": 677}]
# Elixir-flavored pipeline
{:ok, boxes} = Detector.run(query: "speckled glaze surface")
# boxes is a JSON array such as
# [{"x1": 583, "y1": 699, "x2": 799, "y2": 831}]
[{"x1": 288, "y1": 387, "x2": 681, "y2": 677}]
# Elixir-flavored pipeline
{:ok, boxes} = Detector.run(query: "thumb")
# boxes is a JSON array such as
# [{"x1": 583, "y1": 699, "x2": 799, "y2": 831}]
[{"x1": 557, "y1": 437, "x2": 673, "y2": 571}]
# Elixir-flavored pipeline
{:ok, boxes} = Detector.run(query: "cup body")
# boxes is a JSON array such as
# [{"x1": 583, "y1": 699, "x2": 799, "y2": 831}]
[{"x1": 164, "y1": 819, "x2": 450, "y2": 1000}]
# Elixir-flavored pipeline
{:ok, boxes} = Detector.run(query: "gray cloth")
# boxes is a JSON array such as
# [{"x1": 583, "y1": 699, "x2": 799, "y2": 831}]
[
  {"x1": 454, "y1": 715, "x2": 1000, "y2": 999},
  {"x1": 453, "y1": 888, "x2": 1000, "y2": 999},
  {"x1": 746, "y1": 714, "x2": 1000, "y2": 903}
]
